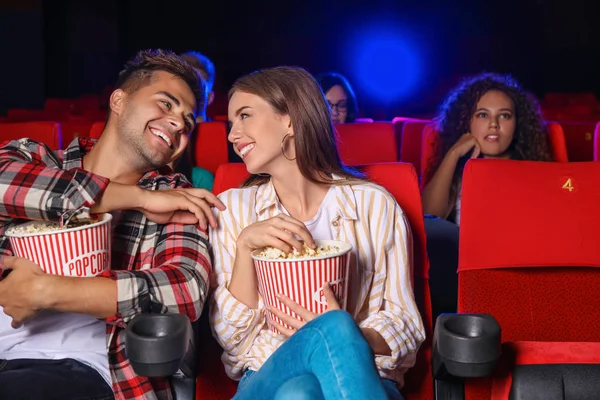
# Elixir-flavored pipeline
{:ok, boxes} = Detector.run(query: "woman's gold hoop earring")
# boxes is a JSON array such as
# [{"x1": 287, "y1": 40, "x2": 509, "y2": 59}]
[{"x1": 281, "y1": 134, "x2": 296, "y2": 161}]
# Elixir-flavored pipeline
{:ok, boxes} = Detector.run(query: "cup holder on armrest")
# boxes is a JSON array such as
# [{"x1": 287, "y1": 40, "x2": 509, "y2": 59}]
[
  {"x1": 125, "y1": 314, "x2": 192, "y2": 377},
  {"x1": 433, "y1": 313, "x2": 501, "y2": 379}
]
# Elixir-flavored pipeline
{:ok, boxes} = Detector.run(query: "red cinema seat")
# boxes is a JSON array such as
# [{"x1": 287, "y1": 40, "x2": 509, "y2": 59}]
[
  {"x1": 89, "y1": 121, "x2": 105, "y2": 139},
  {"x1": 0, "y1": 121, "x2": 63, "y2": 150},
  {"x1": 557, "y1": 121, "x2": 597, "y2": 162},
  {"x1": 593, "y1": 121, "x2": 600, "y2": 161},
  {"x1": 195, "y1": 121, "x2": 229, "y2": 175},
  {"x1": 433, "y1": 159, "x2": 600, "y2": 400},
  {"x1": 212, "y1": 163, "x2": 249, "y2": 195},
  {"x1": 335, "y1": 122, "x2": 397, "y2": 165},
  {"x1": 61, "y1": 122, "x2": 93, "y2": 148},
  {"x1": 400, "y1": 120, "x2": 431, "y2": 175},
  {"x1": 545, "y1": 122, "x2": 568, "y2": 162}
]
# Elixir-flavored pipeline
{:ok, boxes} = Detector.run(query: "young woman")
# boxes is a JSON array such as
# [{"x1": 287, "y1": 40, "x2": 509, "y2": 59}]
[
  {"x1": 316, "y1": 72, "x2": 358, "y2": 124},
  {"x1": 422, "y1": 73, "x2": 553, "y2": 224},
  {"x1": 210, "y1": 67, "x2": 424, "y2": 400}
]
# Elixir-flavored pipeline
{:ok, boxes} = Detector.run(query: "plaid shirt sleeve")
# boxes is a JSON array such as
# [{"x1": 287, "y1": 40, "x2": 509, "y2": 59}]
[
  {"x1": 98, "y1": 175, "x2": 212, "y2": 327},
  {"x1": 0, "y1": 216, "x2": 12, "y2": 262},
  {"x1": 100, "y1": 223, "x2": 211, "y2": 327},
  {"x1": 0, "y1": 139, "x2": 109, "y2": 225}
]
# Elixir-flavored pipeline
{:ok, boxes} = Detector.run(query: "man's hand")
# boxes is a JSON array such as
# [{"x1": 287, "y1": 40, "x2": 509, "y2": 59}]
[
  {"x1": 138, "y1": 188, "x2": 226, "y2": 229},
  {"x1": 0, "y1": 257, "x2": 47, "y2": 328},
  {"x1": 91, "y1": 182, "x2": 226, "y2": 229}
]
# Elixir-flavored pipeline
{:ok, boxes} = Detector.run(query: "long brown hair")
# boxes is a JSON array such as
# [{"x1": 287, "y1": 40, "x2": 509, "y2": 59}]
[{"x1": 229, "y1": 66, "x2": 364, "y2": 187}]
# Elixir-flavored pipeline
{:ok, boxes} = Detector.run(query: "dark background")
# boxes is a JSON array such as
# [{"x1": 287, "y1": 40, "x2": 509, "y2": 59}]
[{"x1": 1, "y1": 0, "x2": 598, "y2": 118}]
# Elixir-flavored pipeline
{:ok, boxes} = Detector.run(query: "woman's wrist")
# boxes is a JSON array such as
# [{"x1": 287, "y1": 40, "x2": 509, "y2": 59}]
[
  {"x1": 446, "y1": 148, "x2": 463, "y2": 163},
  {"x1": 235, "y1": 237, "x2": 253, "y2": 259}
]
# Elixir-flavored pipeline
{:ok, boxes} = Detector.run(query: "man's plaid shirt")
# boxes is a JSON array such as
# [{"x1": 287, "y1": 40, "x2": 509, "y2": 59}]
[{"x1": 0, "y1": 137, "x2": 211, "y2": 399}]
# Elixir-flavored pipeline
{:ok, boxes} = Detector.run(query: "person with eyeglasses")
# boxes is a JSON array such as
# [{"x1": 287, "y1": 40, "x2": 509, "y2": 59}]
[{"x1": 316, "y1": 72, "x2": 358, "y2": 124}]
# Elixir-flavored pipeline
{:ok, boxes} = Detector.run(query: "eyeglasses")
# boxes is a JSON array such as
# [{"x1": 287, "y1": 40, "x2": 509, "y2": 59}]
[{"x1": 327, "y1": 100, "x2": 348, "y2": 113}]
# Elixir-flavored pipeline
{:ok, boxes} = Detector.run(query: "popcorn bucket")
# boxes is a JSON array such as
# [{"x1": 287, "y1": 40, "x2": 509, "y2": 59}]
[
  {"x1": 251, "y1": 240, "x2": 352, "y2": 333},
  {"x1": 5, "y1": 214, "x2": 112, "y2": 277}
]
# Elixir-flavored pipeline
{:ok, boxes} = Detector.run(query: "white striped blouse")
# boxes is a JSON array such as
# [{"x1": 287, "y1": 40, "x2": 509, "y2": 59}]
[{"x1": 209, "y1": 179, "x2": 425, "y2": 387}]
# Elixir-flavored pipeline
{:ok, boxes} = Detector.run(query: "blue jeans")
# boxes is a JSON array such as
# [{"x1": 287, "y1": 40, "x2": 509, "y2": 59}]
[
  {"x1": 0, "y1": 358, "x2": 113, "y2": 400},
  {"x1": 233, "y1": 310, "x2": 403, "y2": 400}
]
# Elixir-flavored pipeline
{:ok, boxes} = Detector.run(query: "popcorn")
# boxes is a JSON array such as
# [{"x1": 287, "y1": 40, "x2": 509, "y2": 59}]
[
  {"x1": 257, "y1": 243, "x2": 341, "y2": 259},
  {"x1": 7, "y1": 221, "x2": 62, "y2": 234},
  {"x1": 6, "y1": 218, "x2": 97, "y2": 235}
]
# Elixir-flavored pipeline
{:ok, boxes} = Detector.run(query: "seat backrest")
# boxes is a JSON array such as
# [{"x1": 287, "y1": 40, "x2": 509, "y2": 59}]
[
  {"x1": 543, "y1": 92, "x2": 598, "y2": 107},
  {"x1": 61, "y1": 122, "x2": 93, "y2": 148},
  {"x1": 459, "y1": 159, "x2": 600, "y2": 334},
  {"x1": 392, "y1": 117, "x2": 409, "y2": 157},
  {"x1": 546, "y1": 122, "x2": 569, "y2": 162},
  {"x1": 195, "y1": 121, "x2": 229, "y2": 175},
  {"x1": 594, "y1": 121, "x2": 600, "y2": 161},
  {"x1": 212, "y1": 163, "x2": 250, "y2": 195},
  {"x1": 44, "y1": 98, "x2": 75, "y2": 112},
  {"x1": 89, "y1": 121, "x2": 105, "y2": 139},
  {"x1": 0, "y1": 121, "x2": 63, "y2": 150},
  {"x1": 400, "y1": 120, "x2": 431, "y2": 175},
  {"x1": 335, "y1": 122, "x2": 397, "y2": 165},
  {"x1": 419, "y1": 124, "x2": 437, "y2": 188},
  {"x1": 212, "y1": 114, "x2": 229, "y2": 122},
  {"x1": 7, "y1": 109, "x2": 48, "y2": 121},
  {"x1": 557, "y1": 121, "x2": 596, "y2": 162},
  {"x1": 360, "y1": 162, "x2": 433, "y2": 400},
  {"x1": 459, "y1": 159, "x2": 600, "y2": 399}
]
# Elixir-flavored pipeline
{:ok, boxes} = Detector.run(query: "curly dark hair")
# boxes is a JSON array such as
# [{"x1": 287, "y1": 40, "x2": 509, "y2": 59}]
[{"x1": 425, "y1": 72, "x2": 553, "y2": 195}]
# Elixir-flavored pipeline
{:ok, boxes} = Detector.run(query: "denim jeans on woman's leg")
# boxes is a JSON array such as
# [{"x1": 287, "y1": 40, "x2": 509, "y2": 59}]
[{"x1": 233, "y1": 310, "x2": 404, "y2": 400}]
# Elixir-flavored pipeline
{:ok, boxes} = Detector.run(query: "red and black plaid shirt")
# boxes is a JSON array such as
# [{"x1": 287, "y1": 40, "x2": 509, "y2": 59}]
[{"x1": 0, "y1": 137, "x2": 211, "y2": 400}]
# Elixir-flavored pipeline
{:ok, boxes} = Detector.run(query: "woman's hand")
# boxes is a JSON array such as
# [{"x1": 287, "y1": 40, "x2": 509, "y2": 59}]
[
  {"x1": 229, "y1": 214, "x2": 315, "y2": 309},
  {"x1": 237, "y1": 214, "x2": 316, "y2": 255},
  {"x1": 268, "y1": 282, "x2": 340, "y2": 337},
  {"x1": 449, "y1": 133, "x2": 481, "y2": 159}
]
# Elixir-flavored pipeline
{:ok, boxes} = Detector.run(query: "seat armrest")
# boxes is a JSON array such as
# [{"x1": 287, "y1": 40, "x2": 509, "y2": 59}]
[
  {"x1": 125, "y1": 314, "x2": 192, "y2": 377},
  {"x1": 433, "y1": 313, "x2": 501, "y2": 379}
]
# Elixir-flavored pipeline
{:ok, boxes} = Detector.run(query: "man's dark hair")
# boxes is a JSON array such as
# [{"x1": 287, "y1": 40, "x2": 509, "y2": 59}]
[
  {"x1": 179, "y1": 51, "x2": 216, "y2": 93},
  {"x1": 115, "y1": 49, "x2": 206, "y2": 111}
]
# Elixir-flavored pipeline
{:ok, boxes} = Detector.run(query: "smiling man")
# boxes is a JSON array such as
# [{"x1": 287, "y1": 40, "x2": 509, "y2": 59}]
[{"x1": 0, "y1": 49, "x2": 225, "y2": 400}]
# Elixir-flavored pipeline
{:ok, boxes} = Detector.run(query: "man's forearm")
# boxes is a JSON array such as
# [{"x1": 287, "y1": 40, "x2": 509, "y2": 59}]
[
  {"x1": 90, "y1": 182, "x2": 143, "y2": 214},
  {"x1": 37, "y1": 275, "x2": 117, "y2": 319}
]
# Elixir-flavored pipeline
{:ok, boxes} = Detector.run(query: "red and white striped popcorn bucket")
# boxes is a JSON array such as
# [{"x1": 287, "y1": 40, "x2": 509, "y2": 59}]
[
  {"x1": 5, "y1": 214, "x2": 112, "y2": 277},
  {"x1": 251, "y1": 240, "x2": 352, "y2": 334}
]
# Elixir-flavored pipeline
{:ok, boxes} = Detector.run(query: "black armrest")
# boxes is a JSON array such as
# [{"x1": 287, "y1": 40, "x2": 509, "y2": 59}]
[
  {"x1": 433, "y1": 313, "x2": 501, "y2": 379},
  {"x1": 125, "y1": 314, "x2": 192, "y2": 378}
]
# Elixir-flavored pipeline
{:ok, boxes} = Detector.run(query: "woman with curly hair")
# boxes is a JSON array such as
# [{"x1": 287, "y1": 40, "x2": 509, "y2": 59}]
[{"x1": 422, "y1": 72, "x2": 553, "y2": 225}]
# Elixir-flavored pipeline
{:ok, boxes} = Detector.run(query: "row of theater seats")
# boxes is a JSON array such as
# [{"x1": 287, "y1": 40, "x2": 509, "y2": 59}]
[
  {"x1": 193, "y1": 117, "x2": 598, "y2": 172},
  {"x1": 0, "y1": 120, "x2": 105, "y2": 151},
  {"x1": 180, "y1": 160, "x2": 598, "y2": 400},
  {"x1": 0, "y1": 117, "x2": 598, "y2": 176},
  {"x1": 165, "y1": 118, "x2": 597, "y2": 180}
]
